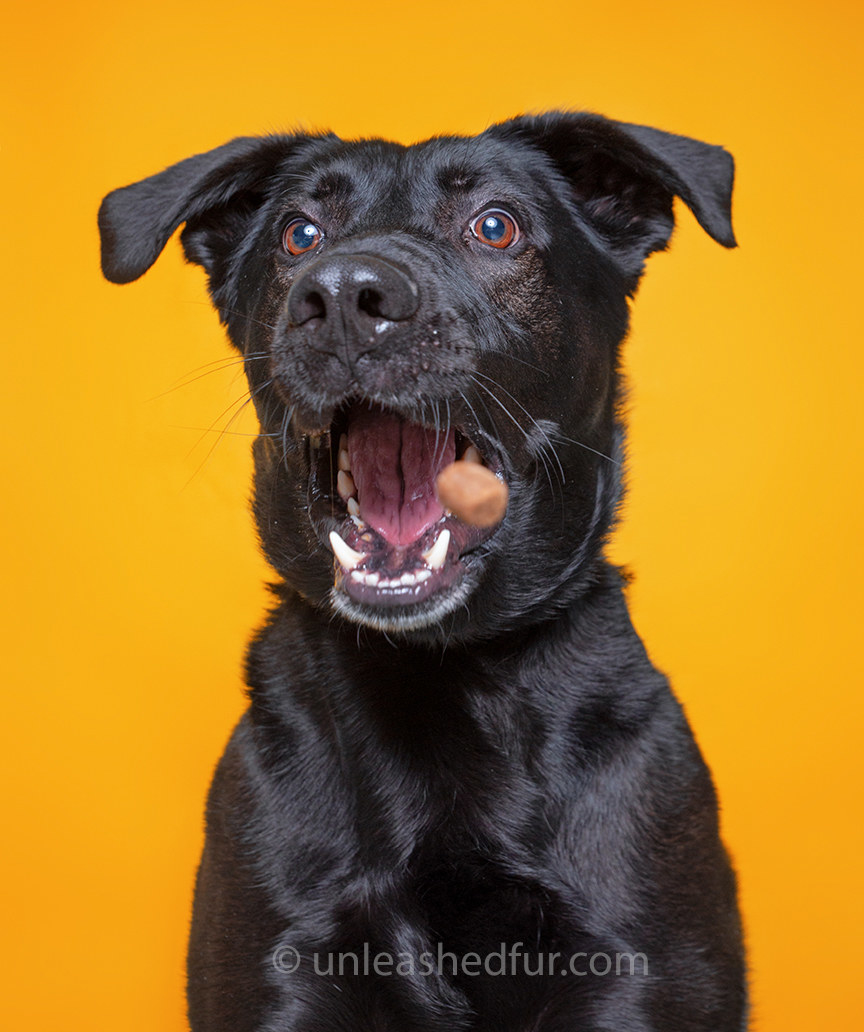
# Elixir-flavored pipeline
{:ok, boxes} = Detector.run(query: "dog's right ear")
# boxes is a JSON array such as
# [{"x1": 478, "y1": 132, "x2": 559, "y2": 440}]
[{"x1": 98, "y1": 135, "x2": 319, "y2": 286}]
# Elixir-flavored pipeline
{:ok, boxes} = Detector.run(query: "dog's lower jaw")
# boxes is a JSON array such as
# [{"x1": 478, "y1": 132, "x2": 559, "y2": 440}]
[{"x1": 328, "y1": 570, "x2": 479, "y2": 635}]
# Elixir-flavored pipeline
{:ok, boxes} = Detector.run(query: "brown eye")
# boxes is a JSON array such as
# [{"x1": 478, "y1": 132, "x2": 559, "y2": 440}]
[
  {"x1": 469, "y1": 209, "x2": 519, "y2": 248},
  {"x1": 283, "y1": 218, "x2": 323, "y2": 256}
]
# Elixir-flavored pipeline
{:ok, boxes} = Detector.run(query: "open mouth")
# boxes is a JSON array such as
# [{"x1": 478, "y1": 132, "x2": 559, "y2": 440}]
[{"x1": 307, "y1": 401, "x2": 505, "y2": 615}]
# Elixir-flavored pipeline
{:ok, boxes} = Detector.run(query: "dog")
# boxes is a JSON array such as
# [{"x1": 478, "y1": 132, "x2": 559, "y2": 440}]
[{"x1": 99, "y1": 111, "x2": 747, "y2": 1031}]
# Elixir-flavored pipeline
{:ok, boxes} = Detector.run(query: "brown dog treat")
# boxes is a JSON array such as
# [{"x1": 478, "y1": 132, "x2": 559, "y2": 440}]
[{"x1": 436, "y1": 460, "x2": 508, "y2": 527}]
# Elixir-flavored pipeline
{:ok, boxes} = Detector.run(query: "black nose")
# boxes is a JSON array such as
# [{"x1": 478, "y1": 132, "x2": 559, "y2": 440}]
[{"x1": 285, "y1": 254, "x2": 419, "y2": 360}]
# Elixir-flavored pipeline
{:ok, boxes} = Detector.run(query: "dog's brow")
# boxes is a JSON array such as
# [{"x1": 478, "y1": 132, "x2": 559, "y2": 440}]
[
  {"x1": 435, "y1": 164, "x2": 479, "y2": 194},
  {"x1": 309, "y1": 171, "x2": 354, "y2": 201}
]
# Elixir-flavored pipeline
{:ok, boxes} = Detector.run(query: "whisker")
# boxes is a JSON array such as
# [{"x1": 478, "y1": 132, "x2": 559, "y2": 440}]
[
  {"x1": 182, "y1": 378, "x2": 274, "y2": 488},
  {"x1": 329, "y1": 417, "x2": 336, "y2": 520},
  {"x1": 182, "y1": 299, "x2": 279, "y2": 334},
  {"x1": 456, "y1": 390, "x2": 485, "y2": 442},
  {"x1": 180, "y1": 350, "x2": 268, "y2": 376},
  {"x1": 169, "y1": 426, "x2": 273, "y2": 437},
  {"x1": 469, "y1": 380, "x2": 503, "y2": 440},
  {"x1": 432, "y1": 398, "x2": 441, "y2": 471},
  {"x1": 486, "y1": 351, "x2": 549, "y2": 375},
  {"x1": 549, "y1": 430, "x2": 621, "y2": 466},
  {"x1": 469, "y1": 376, "x2": 562, "y2": 501},
  {"x1": 472, "y1": 369, "x2": 567, "y2": 487},
  {"x1": 146, "y1": 352, "x2": 268, "y2": 403},
  {"x1": 184, "y1": 389, "x2": 260, "y2": 460},
  {"x1": 280, "y1": 405, "x2": 293, "y2": 472}
]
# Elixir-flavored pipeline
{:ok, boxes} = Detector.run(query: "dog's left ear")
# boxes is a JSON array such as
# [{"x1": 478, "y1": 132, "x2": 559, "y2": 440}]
[
  {"x1": 488, "y1": 112, "x2": 735, "y2": 281},
  {"x1": 98, "y1": 134, "x2": 330, "y2": 319}
]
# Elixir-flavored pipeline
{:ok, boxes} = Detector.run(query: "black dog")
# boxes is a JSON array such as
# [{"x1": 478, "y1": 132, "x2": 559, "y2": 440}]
[{"x1": 99, "y1": 112, "x2": 746, "y2": 1031}]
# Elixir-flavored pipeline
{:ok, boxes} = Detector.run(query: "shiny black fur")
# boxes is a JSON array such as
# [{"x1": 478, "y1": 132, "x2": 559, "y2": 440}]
[{"x1": 99, "y1": 112, "x2": 747, "y2": 1030}]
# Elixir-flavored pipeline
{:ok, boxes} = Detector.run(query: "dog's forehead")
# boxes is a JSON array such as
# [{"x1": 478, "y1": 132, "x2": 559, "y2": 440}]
[{"x1": 285, "y1": 134, "x2": 551, "y2": 218}]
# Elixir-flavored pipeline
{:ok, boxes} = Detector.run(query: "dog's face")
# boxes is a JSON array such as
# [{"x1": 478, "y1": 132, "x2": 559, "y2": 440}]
[{"x1": 100, "y1": 113, "x2": 734, "y2": 642}]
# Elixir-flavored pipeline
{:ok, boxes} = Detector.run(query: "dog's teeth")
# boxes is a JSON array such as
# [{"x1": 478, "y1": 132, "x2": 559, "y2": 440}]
[
  {"x1": 337, "y1": 470, "x2": 356, "y2": 501},
  {"x1": 349, "y1": 568, "x2": 378, "y2": 585},
  {"x1": 329, "y1": 531, "x2": 366, "y2": 571},
  {"x1": 338, "y1": 448, "x2": 351, "y2": 472},
  {"x1": 422, "y1": 528, "x2": 450, "y2": 570},
  {"x1": 400, "y1": 572, "x2": 418, "y2": 586},
  {"x1": 416, "y1": 569, "x2": 431, "y2": 582},
  {"x1": 463, "y1": 444, "x2": 482, "y2": 464},
  {"x1": 347, "y1": 497, "x2": 361, "y2": 517}
]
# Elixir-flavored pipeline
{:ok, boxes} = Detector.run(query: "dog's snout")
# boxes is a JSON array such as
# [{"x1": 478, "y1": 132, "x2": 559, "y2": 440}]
[{"x1": 285, "y1": 255, "x2": 419, "y2": 360}]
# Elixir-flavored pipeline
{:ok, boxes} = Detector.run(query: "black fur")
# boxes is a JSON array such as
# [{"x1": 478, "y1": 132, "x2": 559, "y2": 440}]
[{"x1": 99, "y1": 111, "x2": 746, "y2": 1030}]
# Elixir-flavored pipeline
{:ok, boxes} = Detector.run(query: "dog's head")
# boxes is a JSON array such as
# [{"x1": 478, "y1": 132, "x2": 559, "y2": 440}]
[{"x1": 99, "y1": 112, "x2": 734, "y2": 642}]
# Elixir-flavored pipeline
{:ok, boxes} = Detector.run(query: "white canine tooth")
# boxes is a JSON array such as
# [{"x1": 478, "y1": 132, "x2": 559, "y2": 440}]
[
  {"x1": 423, "y1": 528, "x2": 450, "y2": 570},
  {"x1": 347, "y1": 497, "x2": 361, "y2": 517},
  {"x1": 463, "y1": 444, "x2": 482, "y2": 464},
  {"x1": 337, "y1": 470, "x2": 356, "y2": 501},
  {"x1": 338, "y1": 448, "x2": 351, "y2": 472},
  {"x1": 329, "y1": 530, "x2": 366, "y2": 571}
]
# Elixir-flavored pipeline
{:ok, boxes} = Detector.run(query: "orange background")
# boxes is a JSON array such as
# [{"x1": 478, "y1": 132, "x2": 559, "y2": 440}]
[{"x1": 2, "y1": 1, "x2": 862, "y2": 1028}]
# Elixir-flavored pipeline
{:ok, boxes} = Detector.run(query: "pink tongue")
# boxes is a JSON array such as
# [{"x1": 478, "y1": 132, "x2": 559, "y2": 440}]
[{"x1": 348, "y1": 406, "x2": 455, "y2": 547}]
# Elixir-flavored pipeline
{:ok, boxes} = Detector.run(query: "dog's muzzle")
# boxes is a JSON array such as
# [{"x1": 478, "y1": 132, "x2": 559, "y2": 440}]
[{"x1": 278, "y1": 253, "x2": 507, "y2": 629}]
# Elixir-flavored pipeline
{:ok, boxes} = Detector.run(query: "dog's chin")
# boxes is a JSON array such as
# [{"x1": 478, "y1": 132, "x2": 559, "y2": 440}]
[
  {"x1": 302, "y1": 398, "x2": 505, "y2": 634},
  {"x1": 328, "y1": 570, "x2": 478, "y2": 635}
]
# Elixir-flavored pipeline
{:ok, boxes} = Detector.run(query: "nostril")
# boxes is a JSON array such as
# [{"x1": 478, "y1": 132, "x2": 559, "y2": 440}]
[
  {"x1": 286, "y1": 255, "x2": 419, "y2": 334},
  {"x1": 358, "y1": 288, "x2": 384, "y2": 318},
  {"x1": 290, "y1": 288, "x2": 327, "y2": 326}
]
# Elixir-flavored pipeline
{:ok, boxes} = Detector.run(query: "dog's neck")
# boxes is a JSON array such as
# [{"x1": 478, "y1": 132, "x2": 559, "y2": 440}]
[{"x1": 244, "y1": 559, "x2": 661, "y2": 736}]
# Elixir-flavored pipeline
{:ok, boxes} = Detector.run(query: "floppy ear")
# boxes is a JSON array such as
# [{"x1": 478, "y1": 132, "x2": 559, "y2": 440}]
[
  {"x1": 488, "y1": 112, "x2": 735, "y2": 281},
  {"x1": 98, "y1": 134, "x2": 320, "y2": 286}
]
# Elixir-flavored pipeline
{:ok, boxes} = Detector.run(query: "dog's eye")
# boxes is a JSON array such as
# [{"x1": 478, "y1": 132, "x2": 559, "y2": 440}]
[
  {"x1": 283, "y1": 218, "x2": 324, "y2": 256},
  {"x1": 469, "y1": 209, "x2": 519, "y2": 249}
]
